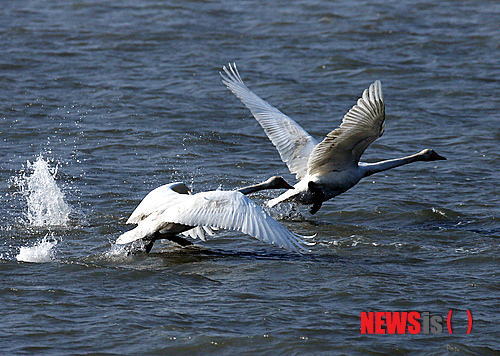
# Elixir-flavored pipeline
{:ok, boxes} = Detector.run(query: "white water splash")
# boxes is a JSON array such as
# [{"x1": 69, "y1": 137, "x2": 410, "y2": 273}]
[
  {"x1": 104, "y1": 243, "x2": 133, "y2": 260},
  {"x1": 17, "y1": 156, "x2": 71, "y2": 227},
  {"x1": 16, "y1": 234, "x2": 58, "y2": 263}
]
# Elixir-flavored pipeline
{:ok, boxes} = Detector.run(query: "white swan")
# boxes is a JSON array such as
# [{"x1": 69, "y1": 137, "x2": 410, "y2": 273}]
[
  {"x1": 116, "y1": 177, "x2": 313, "y2": 253},
  {"x1": 221, "y1": 63, "x2": 446, "y2": 214}
]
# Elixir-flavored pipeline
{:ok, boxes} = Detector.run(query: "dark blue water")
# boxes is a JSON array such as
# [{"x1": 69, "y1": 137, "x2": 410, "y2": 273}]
[{"x1": 1, "y1": 0, "x2": 499, "y2": 354}]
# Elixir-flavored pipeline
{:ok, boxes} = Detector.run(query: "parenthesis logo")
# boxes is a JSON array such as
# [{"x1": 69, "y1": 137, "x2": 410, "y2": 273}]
[
  {"x1": 467, "y1": 310, "x2": 473, "y2": 334},
  {"x1": 447, "y1": 309, "x2": 473, "y2": 334},
  {"x1": 447, "y1": 310, "x2": 453, "y2": 334}
]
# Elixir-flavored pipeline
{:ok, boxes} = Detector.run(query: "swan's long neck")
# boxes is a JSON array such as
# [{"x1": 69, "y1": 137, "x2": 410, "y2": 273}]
[
  {"x1": 360, "y1": 152, "x2": 427, "y2": 178},
  {"x1": 237, "y1": 182, "x2": 273, "y2": 195}
]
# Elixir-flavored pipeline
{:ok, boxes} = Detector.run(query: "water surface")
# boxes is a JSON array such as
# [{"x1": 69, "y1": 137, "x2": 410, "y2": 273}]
[{"x1": 1, "y1": 0, "x2": 499, "y2": 354}]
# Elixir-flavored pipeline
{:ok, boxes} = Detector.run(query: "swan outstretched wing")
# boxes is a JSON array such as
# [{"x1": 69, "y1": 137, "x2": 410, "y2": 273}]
[
  {"x1": 221, "y1": 63, "x2": 318, "y2": 180},
  {"x1": 119, "y1": 189, "x2": 312, "y2": 252},
  {"x1": 307, "y1": 80, "x2": 385, "y2": 176},
  {"x1": 126, "y1": 182, "x2": 191, "y2": 224},
  {"x1": 161, "y1": 190, "x2": 312, "y2": 252},
  {"x1": 180, "y1": 226, "x2": 216, "y2": 241}
]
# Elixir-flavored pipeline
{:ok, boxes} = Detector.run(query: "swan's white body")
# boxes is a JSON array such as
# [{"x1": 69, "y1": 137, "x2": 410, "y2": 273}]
[
  {"x1": 117, "y1": 182, "x2": 312, "y2": 253},
  {"x1": 221, "y1": 63, "x2": 445, "y2": 213}
]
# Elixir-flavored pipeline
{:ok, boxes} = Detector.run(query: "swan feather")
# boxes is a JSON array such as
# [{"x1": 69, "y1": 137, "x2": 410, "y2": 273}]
[
  {"x1": 118, "y1": 186, "x2": 312, "y2": 252},
  {"x1": 307, "y1": 80, "x2": 385, "y2": 176},
  {"x1": 221, "y1": 63, "x2": 318, "y2": 180}
]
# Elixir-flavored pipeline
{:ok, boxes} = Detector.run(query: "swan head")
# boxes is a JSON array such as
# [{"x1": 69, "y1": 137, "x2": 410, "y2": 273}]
[
  {"x1": 170, "y1": 182, "x2": 191, "y2": 195},
  {"x1": 237, "y1": 176, "x2": 294, "y2": 195},
  {"x1": 419, "y1": 149, "x2": 447, "y2": 161},
  {"x1": 263, "y1": 176, "x2": 294, "y2": 190}
]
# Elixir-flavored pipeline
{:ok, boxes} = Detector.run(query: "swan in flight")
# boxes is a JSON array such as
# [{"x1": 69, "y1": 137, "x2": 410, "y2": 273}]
[
  {"x1": 221, "y1": 63, "x2": 446, "y2": 214},
  {"x1": 116, "y1": 177, "x2": 313, "y2": 253}
]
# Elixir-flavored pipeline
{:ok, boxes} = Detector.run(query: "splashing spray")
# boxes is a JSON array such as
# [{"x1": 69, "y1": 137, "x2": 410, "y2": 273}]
[
  {"x1": 16, "y1": 233, "x2": 58, "y2": 263},
  {"x1": 18, "y1": 156, "x2": 71, "y2": 227}
]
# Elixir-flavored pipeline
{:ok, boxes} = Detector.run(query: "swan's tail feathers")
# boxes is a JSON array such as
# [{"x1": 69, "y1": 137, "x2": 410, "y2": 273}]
[
  {"x1": 116, "y1": 218, "x2": 159, "y2": 245},
  {"x1": 116, "y1": 226, "x2": 148, "y2": 245}
]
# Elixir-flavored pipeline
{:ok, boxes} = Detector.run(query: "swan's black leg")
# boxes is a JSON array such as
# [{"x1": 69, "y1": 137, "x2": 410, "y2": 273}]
[
  {"x1": 145, "y1": 239, "x2": 156, "y2": 253},
  {"x1": 310, "y1": 200, "x2": 323, "y2": 215},
  {"x1": 308, "y1": 181, "x2": 325, "y2": 215},
  {"x1": 144, "y1": 232, "x2": 161, "y2": 253},
  {"x1": 168, "y1": 235, "x2": 194, "y2": 247},
  {"x1": 144, "y1": 231, "x2": 193, "y2": 252}
]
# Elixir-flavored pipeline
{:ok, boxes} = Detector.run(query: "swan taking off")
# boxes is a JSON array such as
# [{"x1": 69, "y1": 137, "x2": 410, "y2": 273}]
[
  {"x1": 221, "y1": 63, "x2": 446, "y2": 214},
  {"x1": 116, "y1": 177, "x2": 313, "y2": 253}
]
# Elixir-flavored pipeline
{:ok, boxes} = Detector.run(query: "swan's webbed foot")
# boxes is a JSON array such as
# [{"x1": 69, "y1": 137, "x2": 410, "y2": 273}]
[
  {"x1": 143, "y1": 233, "x2": 194, "y2": 253},
  {"x1": 168, "y1": 235, "x2": 194, "y2": 247},
  {"x1": 310, "y1": 201, "x2": 323, "y2": 215},
  {"x1": 144, "y1": 231, "x2": 162, "y2": 253},
  {"x1": 308, "y1": 181, "x2": 325, "y2": 215},
  {"x1": 145, "y1": 240, "x2": 156, "y2": 253}
]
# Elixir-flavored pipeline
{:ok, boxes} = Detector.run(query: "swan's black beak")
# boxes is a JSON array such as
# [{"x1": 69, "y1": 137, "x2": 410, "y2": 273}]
[
  {"x1": 432, "y1": 151, "x2": 447, "y2": 160},
  {"x1": 282, "y1": 181, "x2": 294, "y2": 189}
]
